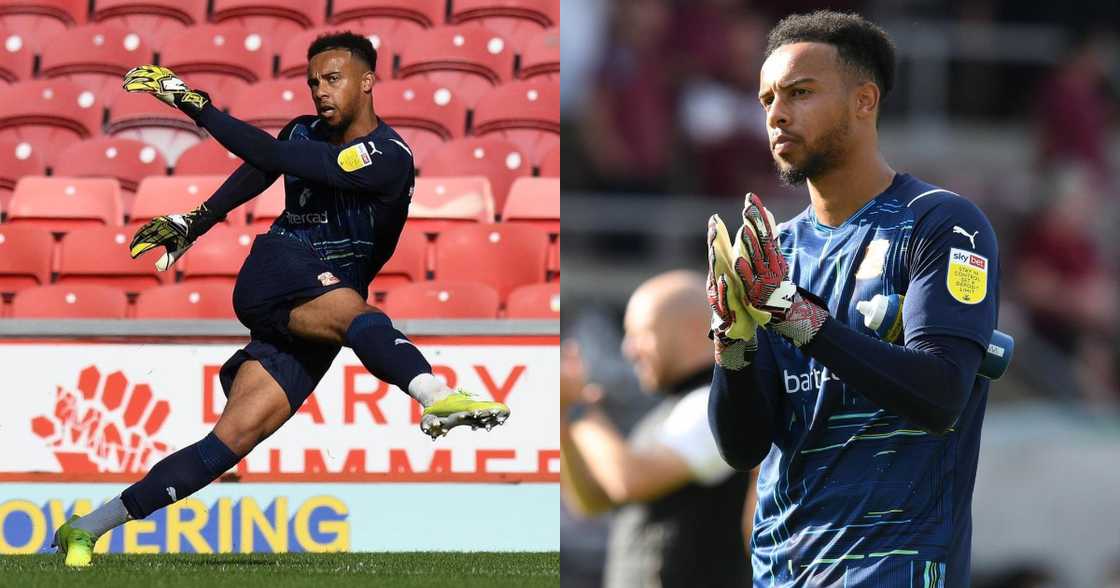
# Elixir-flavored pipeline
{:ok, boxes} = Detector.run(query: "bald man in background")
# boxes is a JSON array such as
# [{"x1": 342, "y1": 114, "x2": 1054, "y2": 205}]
[{"x1": 561, "y1": 270, "x2": 754, "y2": 588}]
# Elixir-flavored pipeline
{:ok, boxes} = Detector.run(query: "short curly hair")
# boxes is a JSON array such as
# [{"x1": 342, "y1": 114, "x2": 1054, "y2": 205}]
[
  {"x1": 764, "y1": 11, "x2": 895, "y2": 102},
  {"x1": 308, "y1": 31, "x2": 377, "y2": 72}
]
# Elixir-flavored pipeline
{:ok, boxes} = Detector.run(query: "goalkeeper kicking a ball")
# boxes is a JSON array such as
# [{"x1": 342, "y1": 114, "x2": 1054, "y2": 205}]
[
  {"x1": 53, "y1": 32, "x2": 509, "y2": 567},
  {"x1": 706, "y1": 11, "x2": 999, "y2": 586}
]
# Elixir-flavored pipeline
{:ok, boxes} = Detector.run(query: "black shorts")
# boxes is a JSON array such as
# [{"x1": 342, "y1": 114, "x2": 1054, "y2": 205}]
[{"x1": 220, "y1": 231, "x2": 351, "y2": 412}]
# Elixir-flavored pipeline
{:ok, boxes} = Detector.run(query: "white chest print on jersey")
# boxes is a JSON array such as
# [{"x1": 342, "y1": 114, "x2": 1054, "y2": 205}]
[
  {"x1": 299, "y1": 187, "x2": 312, "y2": 207},
  {"x1": 854, "y1": 239, "x2": 891, "y2": 280},
  {"x1": 953, "y1": 225, "x2": 978, "y2": 249}
]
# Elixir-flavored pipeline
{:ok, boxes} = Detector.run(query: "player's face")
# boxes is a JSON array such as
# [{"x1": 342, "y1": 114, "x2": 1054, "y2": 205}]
[
  {"x1": 759, "y1": 42, "x2": 854, "y2": 185},
  {"x1": 308, "y1": 49, "x2": 372, "y2": 129}
]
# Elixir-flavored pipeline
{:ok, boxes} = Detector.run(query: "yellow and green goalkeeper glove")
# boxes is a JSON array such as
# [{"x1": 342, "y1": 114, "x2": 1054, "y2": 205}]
[
  {"x1": 122, "y1": 65, "x2": 210, "y2": 118},
  {"x1": 707, "y1": 213, "x2": 759, "y2": 370},
  {"x1": 129, "y1": 204, "x2": 223, "y2": 271}
]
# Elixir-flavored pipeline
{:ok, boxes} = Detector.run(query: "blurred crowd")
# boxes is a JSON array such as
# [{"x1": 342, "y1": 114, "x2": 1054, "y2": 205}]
[{"x1": 562, "y1": 0, "x2": 1120, "y2": 409}]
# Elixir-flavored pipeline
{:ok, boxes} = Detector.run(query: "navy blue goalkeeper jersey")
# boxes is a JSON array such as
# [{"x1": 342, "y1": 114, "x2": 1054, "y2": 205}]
[
  {"x1": 750, "y1": 173, "x2": 999, "y2": 586},
  {"x1": 271, "y1": 115, "x2": 415, "y2": 297}
]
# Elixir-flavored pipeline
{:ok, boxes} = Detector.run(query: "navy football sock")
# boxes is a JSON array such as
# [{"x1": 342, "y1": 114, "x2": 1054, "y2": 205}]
[
  {"x1": 120, "y1": 432, "x2": 240, "y2": 519},
  {"x1": 344, "y1": 311, "x2": 432, "y2": 392}
]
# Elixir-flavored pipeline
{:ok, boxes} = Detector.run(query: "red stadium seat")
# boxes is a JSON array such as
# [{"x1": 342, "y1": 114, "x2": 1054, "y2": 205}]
[
  {"x1": 435, "y1": 223, "x2": 547, "y2": 300},
  {"x1": 178, "y1": 224, "x2": 256, "y2": 286},
  {"x1": 422, "y1": 137, "x2": 529, "y2": 213},
  {"x1": 278, "y1": 26, "x2": 395, "y2": 82},
  {"x1": 107, "y1": 92, "x2": 204, "y2": 166},
  {"x1": 39, "y1": 24, "x2": 154, "y2": 105},
  {"x1": 0, "y1": 225, "x2": 54, "y2": 294},
  {"x1": 8, "y1": 177, "x2": 122, "y2": 232},
  {"x1": 91, "y1": 0, "x2": 207, "y2": 52},
  {"x1": 52, "y1": 137, "x2": 166, "y2": 194},
  {"x1": 0, "y1": 80, "x2": 104, "y2": 157},
  {"x1": 398, "y1": 25, "x2": 515, "y2": 108},
  {"x1": 328, "y1": 0, "x2": 443, "y2": 39},
  {"x1": 229, "y1": 79, "x2": 315, "y2": 135},
  {"x1": 175, "y1": 140, "x2": 243, "y2": 176},
  {"x1": 505, "y1": 281, "x2": 558, "y2": 318},
  {"x1": 383, "y1": 280, "x2": 500, "y2": 319},
  {"x1": 160, "y1": 24, "x2": 272, "y2": 101},
  {"x1": 518, "y1": 26, "x2": 558, "y2": 80},
  {"x1": 132, "y1": 176, "x2": 247, "y2": 225},
  {"x1": 538, "y1": 142, "x2": 558, "y2": 177},
  {"x1": 0, "y1": 0, "x2": 86, "y2": 52},
  {"x1": 211, "y1": 0, "x2": 325, "y2": 42},
  {"x1": 471, "y1": 79, "x2": 558, "y2": 165},
  {"x1": 409, "y1": 176, "x2": 494, "y2": 235},
  {"x1": 0, "y1": 138, "x2": 45, "y2": 212},
  {"x1": 501, "y1": 177, "x2": 557, "y2": 234},
  {"x1": 11, "y1": 284, "x2": 128, "y2": 318},
  {"x1": 134, "y1": 282, "x2": 236, "y2": 319},
  {"x1": 368, "y1": 227, "x2": 428, "y2": 299},
  {"x1": 377, "y1": 79, "x2": 468, "y2": 166},
  {"x1": 450, "y1": 0, "x2": 559, "y2": 51},
  {"x1": 548, "y1": 234, "x2": 558, "y2": 278},
  {"x1": 0, "y1": 29, "x2": 35, "y2": 84},
  {"x1": 56, "y1": 226, "x2": 170, "y2": 292},
  {"x1": 248, "y1": 177, "x2": 286, "y2": 227}
]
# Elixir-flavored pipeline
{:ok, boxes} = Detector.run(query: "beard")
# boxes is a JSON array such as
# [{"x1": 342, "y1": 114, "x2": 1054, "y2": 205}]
[{"x1": 773, "y1": 113, "x2": 850, "y2": 186}]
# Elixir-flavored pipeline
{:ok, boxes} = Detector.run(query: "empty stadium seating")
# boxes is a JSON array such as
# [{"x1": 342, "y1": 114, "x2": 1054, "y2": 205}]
[
  {"x1": 210, "y1": 0, "x2": 325, "y2": 42},
  {"x1": 519, "y1": 27, "x2": 559, "y2": 80},
  {"x1": 0, "y1": 138, "x2": 45, "y2": 212},
  {"x1": 328, "y1": 0, "x2": 443, "y2": 39},
  {"x1": 107, "y1": 92, "x2": 204, "y2": 166},
  {"x1": 247, "y1": 177, "x2": 286, "y2": 227},
  {"x1": 383, "y1": 280, "x2": 500, "y2": 319},
  {"x1": 449, "y1": 0, "x2": 559, "y2": 51},
  {"x1": 52, "y1": 137, "x2": 167, "y2": 194},
  {"x1": 409, "y1": 176, "x2": 495, "y2": 234},
  {"x1": 538, "y1": 143, "x2": 559, "y2": 177},
  {"x1": 174, "y1": 140, "x2": 243, "y2": 176},
  {"x1": 0, "y1": 28, "x2": 35, "y2": 83},
  {"x1": 422, "y1": 137, "x2": 530, "y2": 212},
  {"x1": 160, "y1": 24, "x2": 272, "y2": 101},
  {"x1": 472, "y1": 79, "x2": 559, "y2": 165},
  {"x1": 502, "y1": 177, "x2": 558, "y2": 234},
  {"x1": 229, "y1": 78, "x2": 316, "y2": 135},
  {"x1": 178, "y1": 224, "x2": 256, "y2": 286},
  {"x1": 505, "y1": 282, "x2": 559, "y2": 318},
  {"x1": 398, "y1": 25, "x2": 514, "y2": 108},
  {"x1": 0, "y1": 0, "x2": 86, "y2": 52},
  {"x1": 39, "y1": 23, "x2": 154, "y2": 104},
  {"x1": 7, "y1": 177, "x2": 122, "y2": 231},
  {"x1": 548, "y1": 234, "x2": 559, "y2": 278},
  {"x1": 0, "y1": 80, "x2": 104, "y2": 157},
  {"x1": 131, "y1": 176, "x2": 247, "y2": 225},
  {"x1": 435, "y1": 224, "x2": 548, "y2": 300},
  {"x1": 11, "y1": 283, "x2": 128, "y2": 318},
  {"x1": 134, "y1": 281, "x2": 236, "y2": 319},
  {"x1": 368, "y1": 227, "x2": 428, "y2": 299},
  {"x1": 0, "y1": 225, "x2": 53, "y2": 294},
  {"x1": 56, "y1": 225, "x2": 169, "y2": 292},
  {"x1": 90, "y1": 0, "x2": 208, "y2": 52},
  {"x1": 376, "y1": 79, "x2": 468, "y2": 166}
]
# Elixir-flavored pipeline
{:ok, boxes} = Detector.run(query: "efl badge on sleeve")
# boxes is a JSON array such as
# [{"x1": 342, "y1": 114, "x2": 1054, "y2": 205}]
[
  {"x1": 337, "y1": 142, "x2": 372, "y2": 172},
  {"x1": 946, "y1": 247, "x2": 987, "y2": 304}
]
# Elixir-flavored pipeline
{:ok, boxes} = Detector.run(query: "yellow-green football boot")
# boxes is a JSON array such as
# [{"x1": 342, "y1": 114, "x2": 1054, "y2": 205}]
[
  {"x1": 421, "y1": 390, "x2": 510, "y2": 439},
  {"x1": 53, "y1": 515, "x2": 94, "y2": 567}
]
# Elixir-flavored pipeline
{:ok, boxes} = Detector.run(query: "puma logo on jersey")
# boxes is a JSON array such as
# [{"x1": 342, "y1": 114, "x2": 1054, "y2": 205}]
[
  {"x1": 166, "y1": 486, "x2": 177, "y2": 501},
  {"x1": 367, "y1": 141, "x2": 383, "y2": 156},
  {"x1": 953, "y1": 226, "x2": 978, "y2": 249},
  {"x1": 298, "y1": 187, "x2": 312, "y2": 207}
]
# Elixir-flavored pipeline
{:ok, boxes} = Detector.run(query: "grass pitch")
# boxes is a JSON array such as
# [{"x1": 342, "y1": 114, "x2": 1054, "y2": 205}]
[{"x1": 4, "y1": 552, "x2": 559, "y2": 588}]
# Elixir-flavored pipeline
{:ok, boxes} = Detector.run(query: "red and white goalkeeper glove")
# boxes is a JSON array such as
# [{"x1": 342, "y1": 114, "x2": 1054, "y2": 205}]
[
  {"x1": 707, "y1": 214, "x2": 758, "y2": 370},
  {"x1": 732, "y1": 193, "x2": 830, "y2": 348}
]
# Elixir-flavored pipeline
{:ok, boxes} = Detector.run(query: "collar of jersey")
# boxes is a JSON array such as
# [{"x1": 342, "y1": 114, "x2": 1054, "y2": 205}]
[{"x1": 808, "y1": 172, "x2": 907, "y2": 232}]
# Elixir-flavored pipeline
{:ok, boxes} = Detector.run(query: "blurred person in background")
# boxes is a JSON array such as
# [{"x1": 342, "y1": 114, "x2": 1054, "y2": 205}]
[
  {"x1": 561, "y1": 270, "x2": 752, "y2": 587},
  {"x1": 1012, "y1": 165, "x2": 1119, "y2": 405}
]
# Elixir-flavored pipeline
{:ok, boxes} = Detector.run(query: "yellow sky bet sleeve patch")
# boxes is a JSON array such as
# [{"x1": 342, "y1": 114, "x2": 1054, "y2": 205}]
[
  {"x1": 337, "y1": 142, "x2": 372, "y2": 172},
  {"x1": 946, "y1": 247, "x2": 987, "y2": 304}
]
